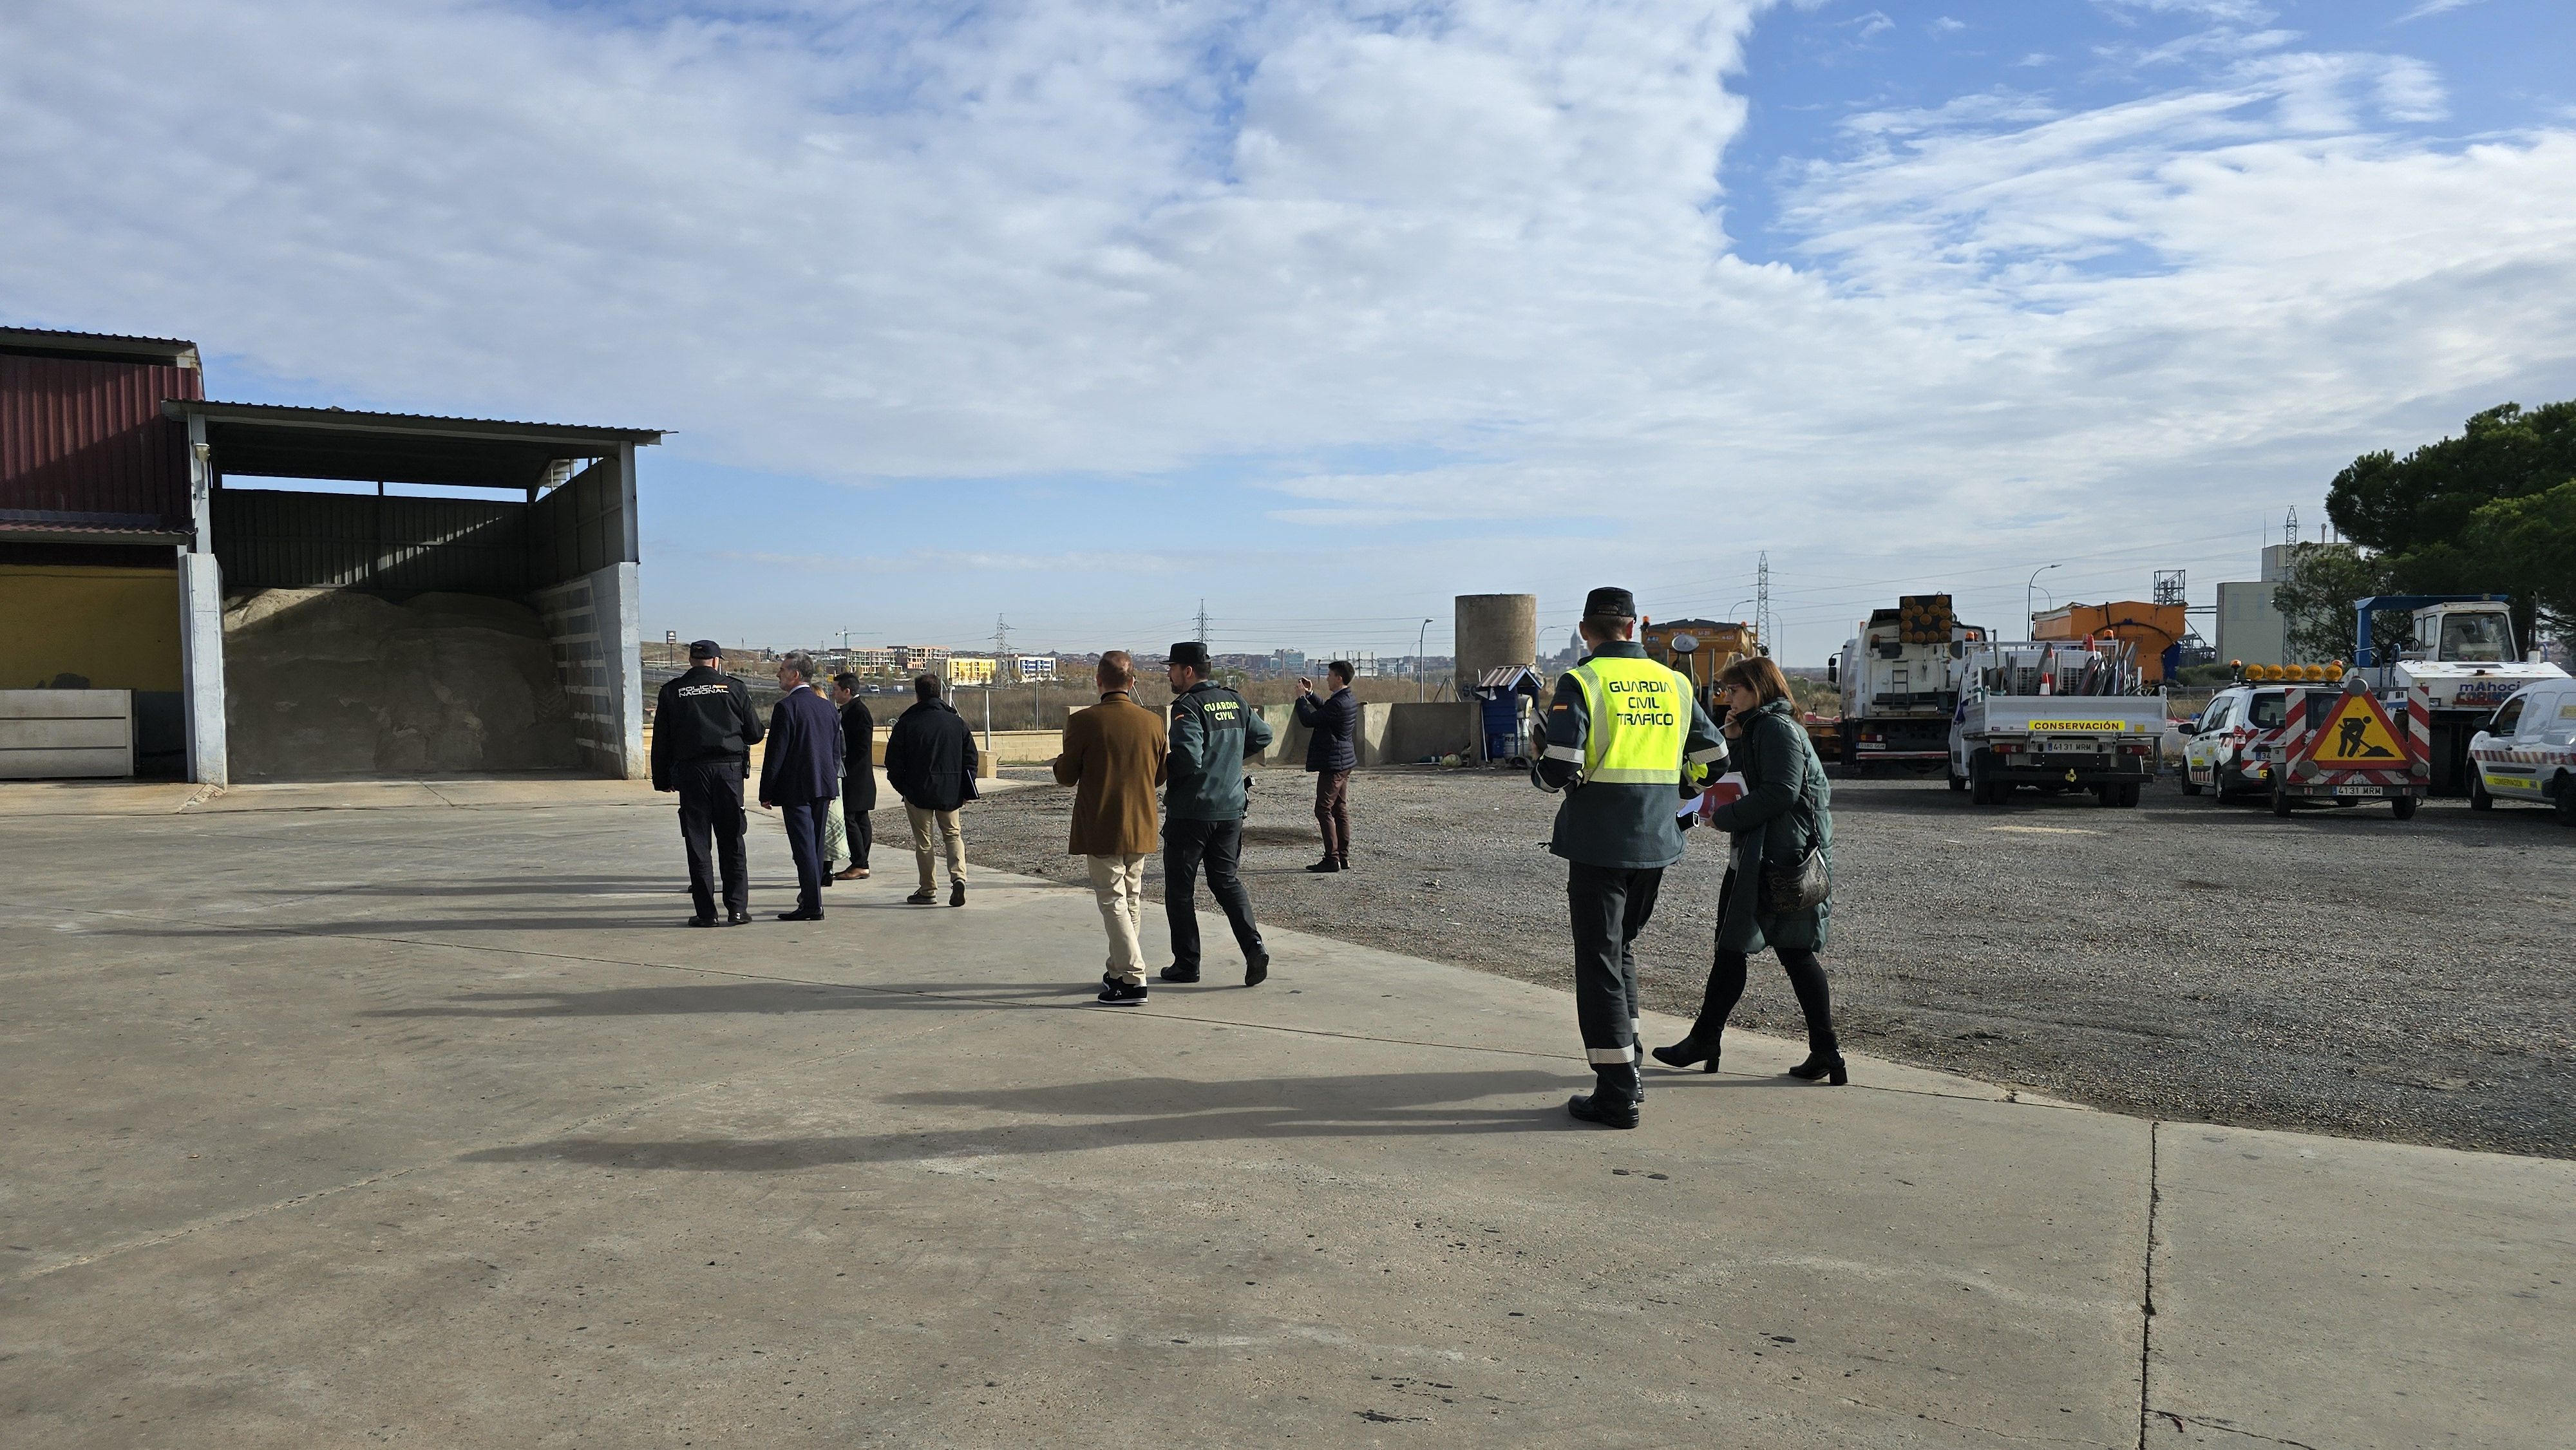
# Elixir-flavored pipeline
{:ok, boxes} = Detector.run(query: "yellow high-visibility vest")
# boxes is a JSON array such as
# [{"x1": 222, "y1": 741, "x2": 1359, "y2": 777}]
[{"x1": 1564, "y1": 655, "x2": 1689, "y2": 785}]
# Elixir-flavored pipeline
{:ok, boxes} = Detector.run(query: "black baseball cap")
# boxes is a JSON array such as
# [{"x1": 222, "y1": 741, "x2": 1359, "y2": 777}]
[
  {"x1": 1169, "y1": 641, "x2": 1212, "y2": 671},
  {"x1": 688, "y1": 639, "x2": 721, "y2": 659},
  {"x1": 1582, "y1": 587, "x2": 1638, "y2": 619}
]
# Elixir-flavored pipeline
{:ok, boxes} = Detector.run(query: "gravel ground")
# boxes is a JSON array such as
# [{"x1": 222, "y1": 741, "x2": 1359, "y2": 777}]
[{"x1": 942, "y1": 764, "x2": 2576, "y2": 1158}]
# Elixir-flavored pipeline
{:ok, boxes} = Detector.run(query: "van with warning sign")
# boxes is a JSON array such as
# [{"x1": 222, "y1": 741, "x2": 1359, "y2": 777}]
[
  {"x1": 2465, "y1": 679, "x2": 2576, "y2": 825},
  {"x1": 2265, "y1": 673, "x2": 2430, "y2": 818}
]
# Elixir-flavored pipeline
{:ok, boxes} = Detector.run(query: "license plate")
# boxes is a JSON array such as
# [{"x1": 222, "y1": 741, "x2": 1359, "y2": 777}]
[{"x1": 2331, "y1": 785, "x2": 2386, "y2": 797}]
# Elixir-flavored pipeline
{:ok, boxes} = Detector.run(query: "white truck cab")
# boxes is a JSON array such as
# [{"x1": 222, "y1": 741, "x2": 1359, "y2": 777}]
[{"x1": 2467, "y1": 679, "x2": 2576, "y2": 825}]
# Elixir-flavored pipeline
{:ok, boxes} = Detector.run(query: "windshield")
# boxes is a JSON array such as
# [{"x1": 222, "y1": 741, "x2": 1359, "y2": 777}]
[
  {"x1": 2438, "y1": 611, "x2": 2512, "y2": 663},
  {"x1": 2246, "y1": 692, "x2": 2287, "y2": 730}
]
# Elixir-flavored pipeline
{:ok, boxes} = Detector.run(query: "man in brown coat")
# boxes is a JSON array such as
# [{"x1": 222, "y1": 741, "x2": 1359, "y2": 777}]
[{"x1": 1051, "y1": 651, "x2": 1168, "y2": 1004}]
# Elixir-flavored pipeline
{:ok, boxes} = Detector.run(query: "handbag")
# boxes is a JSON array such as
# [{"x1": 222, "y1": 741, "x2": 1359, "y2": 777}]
[{"x1": 1759, "y1": 738, "x2": 1830, "y2": 914}]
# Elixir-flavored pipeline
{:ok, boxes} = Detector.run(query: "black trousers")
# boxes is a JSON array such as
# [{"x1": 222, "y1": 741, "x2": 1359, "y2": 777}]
[
  {"x1": 780, "y1": 800, "x2": 828, "y2": 914},
  {"x1": 676, "y1": 758, "x2": 749, "y2": 919},
  {"x1": 1567, "y1": 862, "x2": 1662, "y2": 1096},
  {"x1": 1164, "y1": 817, "x2": 1262, "y2": 968},
  {"x1": 1694, "y1": 945, "x2": 1836, "y2": 1051},
  {"x1": 842, "y1": 775, "x2": 874, "y2": 868}
]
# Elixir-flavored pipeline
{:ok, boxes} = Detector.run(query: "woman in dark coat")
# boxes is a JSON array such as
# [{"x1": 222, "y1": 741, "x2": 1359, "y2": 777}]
[{"x1": 1653, "y1": 655, "x2": 1844, "y2": 1084}]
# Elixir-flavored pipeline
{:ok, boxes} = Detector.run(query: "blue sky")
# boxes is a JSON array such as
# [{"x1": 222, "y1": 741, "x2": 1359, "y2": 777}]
[{"x1": 6, "y1": 0, "x2": 2573, "y2": 663}]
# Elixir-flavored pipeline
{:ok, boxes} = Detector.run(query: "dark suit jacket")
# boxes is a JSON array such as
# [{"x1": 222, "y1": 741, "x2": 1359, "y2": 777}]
[
  {"x1": 759, "y1": 686, "x2": 844, "y2": 807},
  {"x1": 839, "y1": 698, "x2": 878, "y2": 806}
]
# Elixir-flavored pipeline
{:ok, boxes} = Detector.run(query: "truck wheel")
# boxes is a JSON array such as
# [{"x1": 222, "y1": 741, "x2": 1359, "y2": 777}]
[
  {"x1": 2270, "y1": 780, "x2": 2294, "y2": 818},
  {"x1": 2392, "y1": 795, "x2": 2420, "y2": 821},
  {"x1": 1948, "y1": 772, "x2": 1967, "y2": 793},
  {"x1": 2468, "y1": 773, "x2": 2494, "y2": 812},
  {"x1": 2091, "y1": 784, "x2": 2114, "y2": 807},
  {"x1": 2119, "y1": 782, "x2": 2141, "y2": 808},
  {"x1": 1969, "y1": 752, "x2": 1999, "y2": 805}
]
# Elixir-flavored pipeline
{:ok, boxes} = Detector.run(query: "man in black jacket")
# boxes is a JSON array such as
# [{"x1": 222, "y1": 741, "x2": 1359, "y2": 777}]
[
  {"x1": 758, "y1": 652, "x2": 844, "y2": 922},
  {"x1": 883, "y1": 673, "x2": 979, "y2": 907},
  {"x1": 830, "y1": 673, "x2": 877, "y2": 880},
  {"x1": 651, "y1": 640, "x2": 765, "y2": 927},
  {"x1": 1293, "y1": 659, "x2": 1359, "y2": 872}
]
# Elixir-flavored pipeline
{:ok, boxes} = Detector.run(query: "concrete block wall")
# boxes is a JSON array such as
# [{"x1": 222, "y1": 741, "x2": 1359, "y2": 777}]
[
  {"x1": 1379, "y1": 701, "x2": 1479, "y2": 764},
  {"x1": 531, "y1": 561, "x2": 644, "y2": 779}
]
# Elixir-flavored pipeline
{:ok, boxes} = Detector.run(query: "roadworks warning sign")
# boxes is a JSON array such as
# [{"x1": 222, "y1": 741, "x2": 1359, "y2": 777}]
[{"x1": 2308, "y1": 692, "x2": 2407, "y2": 766}]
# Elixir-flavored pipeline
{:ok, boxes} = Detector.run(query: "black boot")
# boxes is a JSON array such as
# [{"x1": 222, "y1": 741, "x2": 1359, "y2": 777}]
[
  {"x1": 1787, "y1": 1047, "x2": 1848, "y2": 1085},
  {"x1": 1651, "y1": 1037, "x2": 1719, "y2": 1073}
]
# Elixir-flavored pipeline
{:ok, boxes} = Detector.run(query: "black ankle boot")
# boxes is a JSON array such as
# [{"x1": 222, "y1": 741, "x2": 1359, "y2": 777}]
[
  {"x1": 1650, "y1": 1037, "x2": 1719, "y2": 1073},
  {"x1": 1787, "y1": 1049, "x2": 1848, "y2": 1085}
]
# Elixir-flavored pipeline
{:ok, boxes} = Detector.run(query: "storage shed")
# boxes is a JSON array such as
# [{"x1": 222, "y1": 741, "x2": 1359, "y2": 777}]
[{"x1": 1, "y1": 326, "x2": 663, "y2": 785}]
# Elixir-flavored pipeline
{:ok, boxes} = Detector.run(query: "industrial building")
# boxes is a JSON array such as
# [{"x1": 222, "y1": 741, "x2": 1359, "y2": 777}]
[
  {"x1": 2214, "y1": 545, "x2": 2300, "y2": 667},
  {"x1": 1, "y1": 326, "x2": 661, "y2": 785}
]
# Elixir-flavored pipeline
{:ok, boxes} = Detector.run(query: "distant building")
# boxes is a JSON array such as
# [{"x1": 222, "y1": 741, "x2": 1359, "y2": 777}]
[
  {"x1": 893, "y1": 645, "x2": 951, "y2": 673},
  {"x1": 2215, "y1": 543, "x2": 2299, "y2": 666},
  {"x1": 1273, "y1": 648, "x2": 1307, "y2": 676},
  {"x1": 946, "y1": 655, "x2": 997, "y2": 686},
  {"x1": 848, "y1": 647, "x2": 899, "y2": 675},
  {"x1": 1015, "y1": 655, "x2": 1057, "y2": 681}
]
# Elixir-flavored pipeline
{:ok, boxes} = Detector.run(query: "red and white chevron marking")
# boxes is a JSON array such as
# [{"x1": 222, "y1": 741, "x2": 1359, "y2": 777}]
[{"x1": 2279, "y1": 691, "x2": 2430, "y2": 789}]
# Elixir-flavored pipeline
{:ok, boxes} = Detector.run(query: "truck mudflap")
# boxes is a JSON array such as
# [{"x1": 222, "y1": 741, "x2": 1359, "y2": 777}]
[{"x1": 2273, "y1": 684, "x2": 2432, "y2": 817}]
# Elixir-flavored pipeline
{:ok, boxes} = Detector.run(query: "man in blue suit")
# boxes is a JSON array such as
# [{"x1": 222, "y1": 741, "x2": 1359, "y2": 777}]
[{"x1": 758, "y1": 652, "x2": 844, "y2": 921}]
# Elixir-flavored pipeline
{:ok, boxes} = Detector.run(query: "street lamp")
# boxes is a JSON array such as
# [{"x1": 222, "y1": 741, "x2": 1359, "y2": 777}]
[
  {"x1": 2025, "y1": 564, "x2": 2061, "y2": 638},
  {"x1": 1416, "y1": 618, "x2": 1435, "y2": 702}
]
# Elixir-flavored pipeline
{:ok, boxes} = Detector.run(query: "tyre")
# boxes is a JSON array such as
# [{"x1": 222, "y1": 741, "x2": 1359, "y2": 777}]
[
  {"x1": 2180, "y1": 771, "x2": 2202, "y2": 798},
  {"x1": 2555, "y1": 774, "x2": 2575, "y2": 827},
  {"x1": 2469, "y1": 773, "x2": 2494, "y2": 812},
  {"x1": 2270, "y1": 780, "x2": 2294, "y2": 817},
  {"x1": 1969, "y1": 751, "x2": 2003, "y2": 805},
  {"x1": 2392, "y1": 795, "x2": 2420, "y2": 821},
  {"x1": 2092, "y1": 784, "x2": 2115, "y2": 807},
  {"x1": 1948, "y1": 771, "x2": 1967, "y2": 793},
  {"x1": 2119, "y1": 782, "x2": 2141, "y2": 808}
]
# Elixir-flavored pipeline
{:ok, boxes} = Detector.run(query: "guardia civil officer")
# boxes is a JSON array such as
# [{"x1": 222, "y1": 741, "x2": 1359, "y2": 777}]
[
  {"x1": 1530, "y1": 588, "x2": 1727, "y2": 1127},
  {"x1": 651, "y1": 640, "x2": 766, "y2": 927},
  {"x1": 1159, "y1": 641, "x2": 1276, "y2": 988}
]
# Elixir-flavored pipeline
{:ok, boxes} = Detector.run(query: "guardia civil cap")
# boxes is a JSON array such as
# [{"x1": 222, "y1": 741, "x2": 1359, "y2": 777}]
[{"x1": 1582, "y1": 587, "x2": 1638, "y2": 619}]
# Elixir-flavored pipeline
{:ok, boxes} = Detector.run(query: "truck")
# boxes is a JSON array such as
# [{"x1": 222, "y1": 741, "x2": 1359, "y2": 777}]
[
  {"x1": 2180, "y1": 664, "x2": 2430, "y2": 818},
  {"x1": 2353, "y1": 594, "x2": 2570, "y2": 796},
  {"x1": 1827, "y1": 596, "x2": 1988, "y2": 774},
  {"x1": 1641, "y1": 618, "x2": 1759, "y2": 718},
  {"x1": 1949, "y1": 639, "x2": 2165, "y2": 806}
]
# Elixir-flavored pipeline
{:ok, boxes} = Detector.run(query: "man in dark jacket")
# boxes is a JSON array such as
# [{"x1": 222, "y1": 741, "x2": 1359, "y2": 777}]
[
  {"x1": 883, "y1": 673, "x2": 979, "y2": 907},
  {"x1": 652, "y1": 640, "x2": 766, "y2": 927},
  {"x1": 757, "y1": 652, "x2": 843, "y2": 921},
  {"x1": 1160, "y1": 641, "x2": 1276, "y2": 986},
  {"x1": 1530, "y1": 588, "x2": 1727, "y2": 1127},
  {"x1": 830, "y1": 673, "x2": 877, "y2": 880},
  {"x1": 1293, "y1": 659, "x2": 1359, "y2": 872}
]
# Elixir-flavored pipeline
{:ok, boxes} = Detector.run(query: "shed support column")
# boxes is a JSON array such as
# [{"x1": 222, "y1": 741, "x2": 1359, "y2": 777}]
[
  {"x1": 599, "y1": 560, "x2": 644, "y2": 779},
  {"x1": 178, "y1": 417, "x2": 228, "y2": 787}
]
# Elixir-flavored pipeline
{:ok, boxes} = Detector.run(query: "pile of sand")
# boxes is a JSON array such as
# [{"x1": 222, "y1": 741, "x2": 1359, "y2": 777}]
[{"x1": 222, "y1": 588, "x2": 582, "y2": 780}]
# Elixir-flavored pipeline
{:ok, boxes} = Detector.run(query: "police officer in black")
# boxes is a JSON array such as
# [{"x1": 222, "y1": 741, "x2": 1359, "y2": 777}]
[
  {"x1": 1531, "y1": 588, "x2": 1727, "y2": 1127},
  {"x1": 652, "y1": 640, "x2": 766, "y2": 927}
]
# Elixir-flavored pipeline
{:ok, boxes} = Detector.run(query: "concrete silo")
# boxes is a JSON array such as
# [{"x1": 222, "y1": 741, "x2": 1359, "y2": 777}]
[{"x1": 1453, "y1": 594, "x2": 1539, "y2": 694}]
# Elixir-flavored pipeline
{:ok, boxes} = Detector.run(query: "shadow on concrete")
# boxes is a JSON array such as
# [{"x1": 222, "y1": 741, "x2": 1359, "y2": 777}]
[
  {"x1": 365, "y1": 980, "x2": 1099, "y2": 1019},
  {"x1": 459, "y1": 1068, "x2": 1574, "y2": 1170}
]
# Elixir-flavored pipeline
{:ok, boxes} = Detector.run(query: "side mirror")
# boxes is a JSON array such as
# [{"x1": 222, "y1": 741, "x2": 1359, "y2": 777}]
[
  {"x1": 2175, "y1": 722, "x2": 2198, "y2": 737},
  {"x1": 1826, "y1": 656, "x2": 1840, "y2": 686}
]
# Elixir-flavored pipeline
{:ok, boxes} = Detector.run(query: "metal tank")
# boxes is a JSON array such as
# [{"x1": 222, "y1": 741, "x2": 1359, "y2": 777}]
[{"x1": 1454, "y1": 594, "x2": 1539, "y2": 695}]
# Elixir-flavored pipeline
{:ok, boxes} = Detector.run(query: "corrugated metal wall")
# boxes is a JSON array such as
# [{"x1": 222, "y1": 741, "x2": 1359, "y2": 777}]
[
  {"x1": 213, "y1": 490, "x2": 528, "y2": 594},
  {"x1": 527, "y1": 457, "x2": 630, "y2": 587},
  {"x1": 0, "y1": 355, "x2": 201, "y2": 528}
]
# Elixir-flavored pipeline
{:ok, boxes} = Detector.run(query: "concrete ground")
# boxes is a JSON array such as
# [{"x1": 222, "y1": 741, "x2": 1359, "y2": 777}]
[{"x1": 3, "y1": 780, "x2": 2568, "y2": 1448}]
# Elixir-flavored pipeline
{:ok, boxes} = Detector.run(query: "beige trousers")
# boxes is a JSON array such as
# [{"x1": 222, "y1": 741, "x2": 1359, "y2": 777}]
[
  {"x1": 905, "y1": 804, "x2": 967, "y2": 890},
  {"x1": 1087, "y1": 852, "x2": 1150, "y2": 984}
]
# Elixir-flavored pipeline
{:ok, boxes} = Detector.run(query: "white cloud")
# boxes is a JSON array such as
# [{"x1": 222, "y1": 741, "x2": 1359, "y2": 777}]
[
  {"x1": 1, "y1": 1, "x2": 2572, "y2": 656},
  {"x1": 2396, "y1": 0, "x2": 2485, "y2": 21}
]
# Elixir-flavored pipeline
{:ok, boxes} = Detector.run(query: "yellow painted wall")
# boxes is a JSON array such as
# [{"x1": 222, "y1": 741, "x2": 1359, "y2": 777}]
[{"x1": 0, "y1": 564, "x2": 184, "y2": 692}]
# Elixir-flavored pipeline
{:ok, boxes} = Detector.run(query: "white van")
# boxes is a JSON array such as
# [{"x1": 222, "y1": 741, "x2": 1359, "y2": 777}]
[{"x1": 2467, "y1": 679, "x2": 2576, "y2": 825}]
